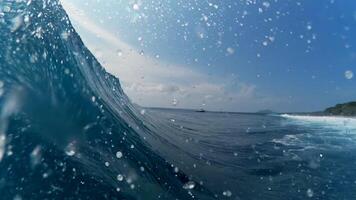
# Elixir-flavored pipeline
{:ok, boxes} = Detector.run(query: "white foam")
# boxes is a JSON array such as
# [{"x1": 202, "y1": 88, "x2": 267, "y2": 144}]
[{"x1": 280, "y1": 114, "x2": 356, "y2": 130}]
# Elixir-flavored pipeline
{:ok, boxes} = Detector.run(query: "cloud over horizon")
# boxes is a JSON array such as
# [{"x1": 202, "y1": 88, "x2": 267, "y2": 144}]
[{"x1": 61, "y1": 0, "x2": 279, "y2": 112}]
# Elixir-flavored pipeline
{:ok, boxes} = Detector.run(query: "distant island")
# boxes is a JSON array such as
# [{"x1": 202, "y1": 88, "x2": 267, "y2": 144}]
[{"x1": 323, "y1": 101, "x2": 356, "y2": 116}]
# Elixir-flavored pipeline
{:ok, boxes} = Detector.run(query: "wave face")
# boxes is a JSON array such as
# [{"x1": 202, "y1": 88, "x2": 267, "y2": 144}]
[{"x1": 0, "y1": 1, "x2": 212, "y2": 199}]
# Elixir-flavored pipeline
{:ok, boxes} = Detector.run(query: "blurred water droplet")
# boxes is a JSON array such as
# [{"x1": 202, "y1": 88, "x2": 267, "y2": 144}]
[
  {"x1": 306, "y1": 188, "x2": 314, "y2": 197},
  {"x1": 117, "y1": 174, "x2": 124, "y2": 181},
  {"x1": 65, "y1": 143, "x2": 76, "y2": 156},
  {"x1": 172, "y1": 98, "x2": 178, "y2": 106},
  {"x1": 226, "y1": 47, "x2": 235, "y2": 55},
  {"x1": 183, "y1": 181, "x2": 195, "y2": 190},
  {"x1": 345, "y1": 70, "x2": 353, "y2": 79},
  {"x1": 116, "y1": 151, "x2": 123, "y2": 158},
  {"x1": 133, "y1": 3, "x2": 140, "y2": 11},
  {"x1": 223, "y1": 190, "x2": 232, "y2": 197},
  {"x1": 116, "y1": 50, "x2": 123, "y2": 57}
]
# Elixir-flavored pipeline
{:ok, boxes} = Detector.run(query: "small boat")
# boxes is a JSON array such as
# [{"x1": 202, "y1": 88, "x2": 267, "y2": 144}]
[{"x1": 196, "y1": 109, "x2": 206, "y2": 113}]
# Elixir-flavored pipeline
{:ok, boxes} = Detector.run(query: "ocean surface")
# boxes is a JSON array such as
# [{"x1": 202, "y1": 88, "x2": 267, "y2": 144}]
[
  {"x1": 1, "y1": 0, "x2": 356, "y2": 199},
  {"x1": 147, "y1": 109, "x2": 356, "y2": 200}
]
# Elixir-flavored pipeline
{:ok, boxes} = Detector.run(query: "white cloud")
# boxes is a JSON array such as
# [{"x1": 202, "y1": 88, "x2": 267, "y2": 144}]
[{"x1": 60, "y1": 0, "x2": 274, "y2": 112}]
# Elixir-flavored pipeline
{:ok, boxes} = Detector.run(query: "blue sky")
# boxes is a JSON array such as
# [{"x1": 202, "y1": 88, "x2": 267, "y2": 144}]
[{"x1": 61, "y1": 0, "x2": 356, "y2": 112}]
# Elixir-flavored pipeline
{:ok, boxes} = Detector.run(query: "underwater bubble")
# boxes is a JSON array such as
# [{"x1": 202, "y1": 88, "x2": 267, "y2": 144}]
[
  {"x1": 116, "y1": 187, "x2": 121, "y2": 192},
  {"x1": 116, "y1": 151, "x2": 123, "y2": 158},
  {"x1": 345, "y1": 70, "x2": 353, "y2": 79},
  {"x1": 183, "y1": 181, "x2": 196, "y2": 190},
  {"x1": 105, "y1": 162, "x2": 110, "y2": 167}
]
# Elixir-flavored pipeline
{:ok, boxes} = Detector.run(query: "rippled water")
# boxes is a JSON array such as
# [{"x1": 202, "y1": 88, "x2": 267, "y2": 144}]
[{"x1": 147, "y1": 109, "x2": 356, "y2": 199}]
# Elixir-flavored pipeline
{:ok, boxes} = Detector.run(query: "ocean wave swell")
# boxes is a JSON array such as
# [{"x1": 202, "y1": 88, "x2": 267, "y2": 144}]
[{"x1": 0, "y1": 0, "x2": 213, "y2": 199}]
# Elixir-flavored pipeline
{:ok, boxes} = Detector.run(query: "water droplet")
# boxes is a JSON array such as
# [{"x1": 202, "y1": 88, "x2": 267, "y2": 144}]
[
  {"x1": 116, "y1": 151, "x2": 123, "y2": 158},
  {"x1": 30, "y1": 145, "x2": 41, "y2": 167},
  {"x1": 183, "y1": 181, "x2": 196, "y2": 190},
  {"x1": 0, "y1": 134, "x2": 6, "y2": 162},
  {"x1": 223, "y1": 190, "x2": 232, "y2": 197},
  {"x1": 133, "y1": 3, "x2": 140, "y2": 10},
  {"x1": 117, "y1": 174, "x2": 124, "y2": 181},
  {"x1": 345, "y1": 70, "x2": 353, "y2": 79},
  {"x1": 262, "y1": 1, "x2": 270, "y2": 8},
  {"x1": 65, "y1": 143, "x2": 76, "y2": 156},
  {"x1": 13, "y1": 194, "x2": 22, "y2": 200},
  {"x1": 11, "y1": 15, "x2": 23, "y2": 32},
  {"x1": 3, "y1": 6, "x2": 11, "y2": 13},
  {"x1": 61, "y1": 31, "x2": 70, "y2": 40},
  {"x1": 172, "y1": 98, "x2": 178, "y2": 106},
  {"x1": 116, "y1": 50, "x2": 123, "y2": 57},
  {"x1": 306, "y1": 188, "x2": 314, "y2": 197},
  {"x1": 24, "y1": 15, "x2": 30, "y2": 23},
  {"x1": 226, "y1": 47, "x2": 235, "y2": 55}
]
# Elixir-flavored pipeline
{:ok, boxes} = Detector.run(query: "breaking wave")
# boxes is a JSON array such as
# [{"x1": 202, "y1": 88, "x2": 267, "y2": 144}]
[{"x1": 0, "y1": 0, "x2": 213, "y2": 199}]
